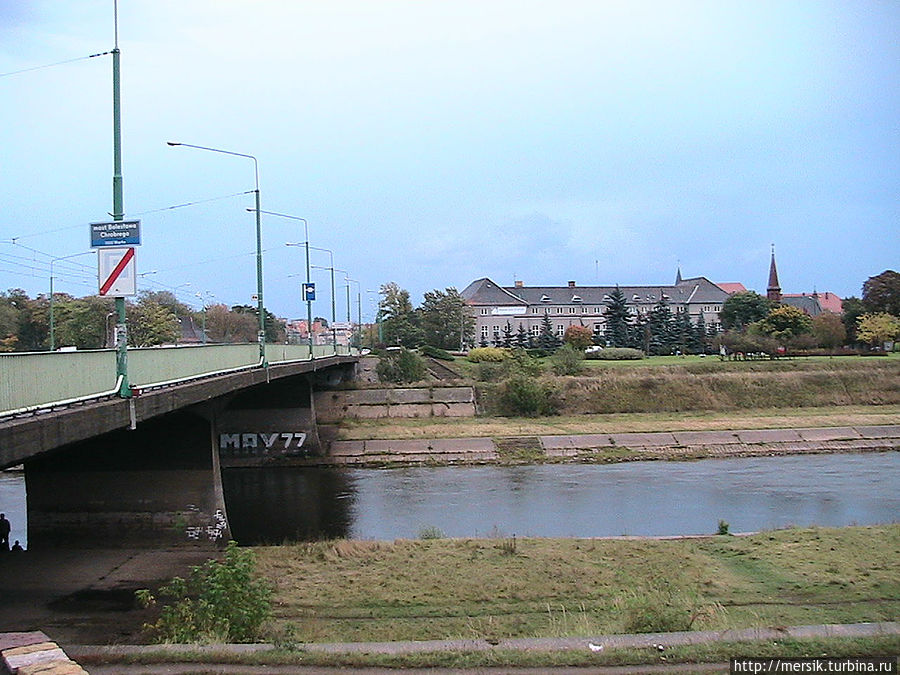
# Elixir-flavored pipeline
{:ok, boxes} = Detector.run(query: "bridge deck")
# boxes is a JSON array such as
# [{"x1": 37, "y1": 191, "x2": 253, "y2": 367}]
[{"x1": 0, "y1": 348, "x2": 357, "y2": 468}]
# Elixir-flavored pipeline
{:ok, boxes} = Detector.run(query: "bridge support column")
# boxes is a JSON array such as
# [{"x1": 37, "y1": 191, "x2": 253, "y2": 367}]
[
  {"x1": 214, "y1": 375, "x2": 321, "y2": 467},
  {"x1": 25, "y1": 410, "x2": 230, "y2": 549}
]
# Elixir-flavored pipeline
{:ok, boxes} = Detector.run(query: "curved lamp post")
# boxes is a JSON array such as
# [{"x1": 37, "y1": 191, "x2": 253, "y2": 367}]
[
  {"x1": 168, "y1": 142, "x2": 266, "y2": 364},
  {"x1": 249, "y1": 210, "x2": 313, "y2": 356}
]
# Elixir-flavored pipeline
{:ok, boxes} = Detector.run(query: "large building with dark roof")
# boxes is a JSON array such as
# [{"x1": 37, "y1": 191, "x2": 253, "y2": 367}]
[{"x1": 461, "y1": 273, "x2": 729, "y2": 345}]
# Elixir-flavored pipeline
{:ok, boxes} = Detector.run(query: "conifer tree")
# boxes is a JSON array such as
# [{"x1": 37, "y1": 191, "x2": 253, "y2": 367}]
[{"x1": 603, "y1": 286, "x2": 630, "y2": 347}]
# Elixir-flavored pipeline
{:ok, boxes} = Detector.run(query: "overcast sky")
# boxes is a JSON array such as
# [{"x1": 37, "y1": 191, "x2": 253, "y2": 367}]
[{"x1": 1, "y1": 1, "x2": 897, "y2": 320}]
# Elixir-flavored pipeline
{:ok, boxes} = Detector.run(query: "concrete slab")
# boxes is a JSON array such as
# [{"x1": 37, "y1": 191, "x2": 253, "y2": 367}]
[
  {"x1": 856, "y1": 425, "x2": 900, "y2": 439},
  {"x1": 329, "y1": 440, "x2": 366, "y2": 457},
  {"x1": 541, "y1": 435, "x2": 614, "y2": 449},
  {"x1": 608, "y1": 432, "x2": 678, "y2": 447},
  {"x1": 672, "y1": 431, "x2": 741, "y2": 445},
  {"x1": 797, "y1": 427, "x2": 861, "y2": 442},
  {"x1": 736, "y1": 429, "x2": 803, "y2": 443}
]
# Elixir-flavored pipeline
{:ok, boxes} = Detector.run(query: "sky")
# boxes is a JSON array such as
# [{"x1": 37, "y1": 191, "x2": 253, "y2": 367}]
[{"x1": 1, "y1": 1, "x2": 898, "y2": 321}]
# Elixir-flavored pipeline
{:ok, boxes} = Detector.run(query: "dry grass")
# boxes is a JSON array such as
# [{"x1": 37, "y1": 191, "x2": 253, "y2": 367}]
[
  {"x1": 256, "y1": 525, "x2": 900, "y2": 643},
  {"x1": 332, "y1": 404, "x2": 900, "y2": 440}
]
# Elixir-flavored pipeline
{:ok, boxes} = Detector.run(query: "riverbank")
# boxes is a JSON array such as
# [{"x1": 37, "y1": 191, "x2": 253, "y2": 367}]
[
  {"x1": 324, "y1": 423, "x2": 899, "y2": 466},
  {"x1": 251, "y1": 525, "x2": 900, "y2": 646}
]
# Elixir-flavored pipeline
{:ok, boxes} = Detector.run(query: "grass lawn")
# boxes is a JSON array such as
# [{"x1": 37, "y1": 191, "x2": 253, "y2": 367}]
[{"x1": 255, "y1": 525, "x2": 900, "y2": 644}]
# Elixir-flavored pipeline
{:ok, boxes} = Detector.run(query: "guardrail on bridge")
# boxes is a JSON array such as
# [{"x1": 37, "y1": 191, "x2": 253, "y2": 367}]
[{"x1": 0, "y1": 343, "x2": 355, "y2": 416}]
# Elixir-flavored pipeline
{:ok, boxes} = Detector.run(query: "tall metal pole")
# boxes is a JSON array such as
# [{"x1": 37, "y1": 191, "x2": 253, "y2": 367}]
[
  {"x1": 169, "y1": 145, "x2": 265, "y2": 363},
  {"x1": 112, "y1": 3, "x2": 130, "y2": 397},
  {"x1": 304, "y1": 221, "x2": 313, "y2": 357},
  {"x1": 254, "y1": 187, "x2": 265, "y2": 362}
]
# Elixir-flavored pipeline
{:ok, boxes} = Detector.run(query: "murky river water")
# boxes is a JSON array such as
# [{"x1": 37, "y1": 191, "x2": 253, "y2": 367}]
[
  {"x1": 222, "y1": 452, "x2": 900, "y2": 543},
  {"x1": 3, "y1": 453, "x2": 896, "y2": 548}
]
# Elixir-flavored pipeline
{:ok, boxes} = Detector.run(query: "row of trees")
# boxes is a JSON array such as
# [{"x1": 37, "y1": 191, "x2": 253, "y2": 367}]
[
  {"x1": 0, "y1": 288, "x2": 286, "y2": 351},
  {"x1": 717, "y1": 270, "x2": 900, "y2": 352},
  {"x1": 375, "y1": 283, "x2": 476, "y2": 351}
]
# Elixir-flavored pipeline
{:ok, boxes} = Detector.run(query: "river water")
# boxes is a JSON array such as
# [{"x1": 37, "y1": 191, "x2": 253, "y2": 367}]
[
  {"x1": 222, "y1": 452, "x2": 900, "y2": 544},
  {"x1": 3, "y1": 453, "x2": 897, "y2": 548}
]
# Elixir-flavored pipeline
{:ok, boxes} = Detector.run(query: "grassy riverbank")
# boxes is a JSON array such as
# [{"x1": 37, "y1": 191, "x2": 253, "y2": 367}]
[
  {"x1": 255, "y1": 525, "x2": 900, "y2": 644},
  {"x1": 332, "y1": 404, "x2": 900, "y2": 440}
]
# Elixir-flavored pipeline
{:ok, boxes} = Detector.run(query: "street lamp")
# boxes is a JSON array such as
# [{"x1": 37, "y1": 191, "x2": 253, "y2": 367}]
[
  {"x1": 195, "y1": 291, "x2": 214, "y2": 344},
  {"x1": 49, "y1": 250, "x2": 94, "y2": 351},
  {"x1": 367, "y1": 289, "x2": 383, "y2": 345},
  {"x1": 345, "y1": 276, "x2": 361, "y2": 349},
  {"x1": 311, "y1": 257, "x2": 338, "y2": 353},
  {"x1": 168, "y1": 142, "x2": 266, "y2": 363},
  {"x1": 249, "y1": 210, "x2": 313, "y2": 355}
]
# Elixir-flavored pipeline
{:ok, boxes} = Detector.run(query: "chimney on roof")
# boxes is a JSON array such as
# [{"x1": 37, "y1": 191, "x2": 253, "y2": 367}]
[
  {"x1": 568, "y1": 280, "x2": 576, "y2": 288},
  {"x1": 515, "y1": 280, "x2": 523, "y2": 288}
]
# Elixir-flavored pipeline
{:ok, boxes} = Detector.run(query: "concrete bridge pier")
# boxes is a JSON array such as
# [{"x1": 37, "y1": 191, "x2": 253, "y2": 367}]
[{"x1": 24, "y1": 410, "x2": 230, "y2": 549}]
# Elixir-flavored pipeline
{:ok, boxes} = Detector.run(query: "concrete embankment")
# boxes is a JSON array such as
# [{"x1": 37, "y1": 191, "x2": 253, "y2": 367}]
[{"x1": 326, "y1": 425, "x2": 900, "y2": 466}]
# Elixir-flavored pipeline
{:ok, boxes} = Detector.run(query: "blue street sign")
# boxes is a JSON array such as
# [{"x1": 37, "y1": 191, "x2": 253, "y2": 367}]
[
  {"x1": 90, "y1": 220, "x2": 141, "y2": 247},
  {"x1": 303, "y1": 282, "x2": 316, "y2": 301}
]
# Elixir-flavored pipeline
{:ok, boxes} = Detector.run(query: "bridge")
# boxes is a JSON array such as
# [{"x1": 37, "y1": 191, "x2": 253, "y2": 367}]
[{"x1": 0, "y1": 345, "x2": 358, "y2": 549}]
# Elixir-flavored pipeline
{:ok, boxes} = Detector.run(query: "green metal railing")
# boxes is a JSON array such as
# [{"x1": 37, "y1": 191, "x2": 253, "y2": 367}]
[{"x1": 0, "y1": 344, "x2": 356, "y2": 416}]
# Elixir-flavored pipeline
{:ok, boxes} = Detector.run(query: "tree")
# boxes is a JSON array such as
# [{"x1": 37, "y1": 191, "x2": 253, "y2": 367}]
[
  {"x1": 753, "y1": 305, "x2": 813, "y2": 344},
  {"x1": 230, "y1": 304, "x2": 286, "y2": 344},
  {"x1": 128, "y1": 298, "x2": 178, "y2": 347},
  {"x1": 812, "y1": 312, "x2": 846, "y2": 350},
  {"x1": 205, "y1": 304, "x2": 258, "y2": 343},
  {"x1": 856, "y1": 312, "x2": 900, "y2": 349},
  {"x1": 379, "y1": 282, "x2": 421, "y2": 347},
  {"x1": 419, "y1": 287, "x2": 474, "y2": 350},
  {"x1": 719, "y1": 291, "x2": 772, "y2": 330},
  {"x1": 647, "y1": 297, "x2": 674, "y2": 355},
  {"x1": 841, "y1": 296, "x2": 865, "y2": 346},
  {"x1": 55, "y1": 296, "x2": 114, "y2": 349},
  {"x1": 515, "y1": 323, "x2": 530, "y2": 349},
  {"x1": 862, "y1": 270, "x2": 900, "y2": 316},
  {"x1": 602, "y1": 286, "x2": 630, "y2": 347},
  {"x1": 537, "y1": 311, "x2": 559, "y2": 350},
  {"x1": 563, "y1": 324, "x2": 593, "y2": 351}
]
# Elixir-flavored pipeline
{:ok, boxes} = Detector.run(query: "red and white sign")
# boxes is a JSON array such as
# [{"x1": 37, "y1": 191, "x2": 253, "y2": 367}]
[{"x1": 98, "y1": 247, "x2": 137, "y2": 296}]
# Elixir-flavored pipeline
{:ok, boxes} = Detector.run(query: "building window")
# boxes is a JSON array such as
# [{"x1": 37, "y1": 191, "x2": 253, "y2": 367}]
[
  {"x1": 481, "y1": 308, "x2": 489, "y2": 315},
  {"x1": 530, "y1": 325, "x2": 540, "y2": 336},
  {"x1": 481, "y1": 326, "x2": 489, "y2": 339},
  {"x1": 593, "y1": 323, "x2": 603, "y2": 334},
  {"x1": 556, "y1": 324, "x2": 564, "y2": 336}
]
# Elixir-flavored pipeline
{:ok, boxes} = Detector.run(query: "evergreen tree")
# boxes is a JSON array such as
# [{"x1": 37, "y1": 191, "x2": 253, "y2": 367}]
[
  {"x1": 515, "y1": 323, "x2": 530, "y2": 349},
  {"x1": 691, "y1": 312, "x2": 707, "y2": 354},
  {"x1": 538, "y1": 311, "x2": 559, "y2": 350},
  {"x1": 502, "y1": 320, "x2": 514, "y2": 348},
  {"x1": 647, "y1": 297, "x2": 673, "y2": 355},
  {"x1": 602, "y1": 286, "x2": 630, "y2": 347}
]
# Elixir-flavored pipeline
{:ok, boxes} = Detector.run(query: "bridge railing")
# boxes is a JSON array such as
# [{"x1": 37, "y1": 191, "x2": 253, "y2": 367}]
[{"x1": 0, "y1": 343, "x2": 357, "y2": 416}]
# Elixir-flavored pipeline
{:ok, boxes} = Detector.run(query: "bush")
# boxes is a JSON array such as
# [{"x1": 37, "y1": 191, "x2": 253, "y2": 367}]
[
  {"x1": 549, "y1": 343, "x2": 585, "y2": 375},
  {"x1": 586, "y1": 347, "x2": 644, "y2": 360},
  {"x1": 617, "y1": 577, "x2": 714, "y2": 633},
  {"x1": 137, "y1": 541, "x2": 272, "y2": 643},
  {"x1": 467, "y1": 347, "x2": 509, "y2": 363},
  {"x1": 418, "y1": 525, "x2": 445, "y2": 540},
  {"x1": 377, "y1": 348, "x2": 428, "y2": 383},
  {"x1": 508, "y1": 348, "x2": 544, "y2": 377},
  {"x1": 420, "y1": 345, "x2": 455, "y2": 361},
  {"x1": 497, "y1": 374, "x2": 561, "y2": 417}
]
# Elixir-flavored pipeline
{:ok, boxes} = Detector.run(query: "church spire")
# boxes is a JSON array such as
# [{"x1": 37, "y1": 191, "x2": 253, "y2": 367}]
[
  {"x1": 675, "y1": 264, "x2": 683, "y2": 285},
  {"x1": 767, "y1": 244, "x2": 782, "y2": 303}
]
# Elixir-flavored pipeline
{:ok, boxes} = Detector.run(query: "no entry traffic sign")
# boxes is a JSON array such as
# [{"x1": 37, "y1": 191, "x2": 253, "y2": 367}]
[{"x1": 98, "y1": 247, "x2": 137, "y2": 296}]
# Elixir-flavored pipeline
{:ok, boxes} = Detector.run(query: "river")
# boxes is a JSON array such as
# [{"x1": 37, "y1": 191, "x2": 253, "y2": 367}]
[
  {"x1": 3, "y1": 452, "x2": 897, "y2": 548},
  {"x1": 222, "y1": 451, "x2": 900, "y2": 544}
]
